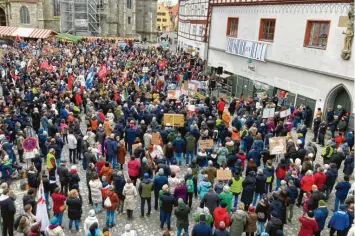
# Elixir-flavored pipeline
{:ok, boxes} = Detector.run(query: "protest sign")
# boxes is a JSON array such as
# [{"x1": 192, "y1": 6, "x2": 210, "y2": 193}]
[
  {"x1": 145, "y1": 92, "x2": 152, "y2": 99},
  {"x1": 80, "y1": 56, "x2": 85, "y2": 63},
  {"x1": 217, "y1": 169, "x2": 232, "y2": 180},
  {"x1": 142, "y1": 67, "x2": 149, "y2": 73},
  {"x1": 198, "y1": 139, "x2": 214, "y2": 150},
  {"x1": 135, "y1": 84, "x2": 140, "y2": 91},
  {"x1": 163, "y1": 114, "x2": 184, "y2": 127},
  {"x1": 167, "y1": 90, "x2": 178, "y2": 100},
  {"x1": 280, "y1": 108, "x2": 291, "y2": 118},
  {"x1": 151, "y1": 133, "x2": 161, "y2": 145},
  {"x1": 184, "y1": 80, "x2": 188, "y2": 90},
  {"x1": 269, "y1": 137, "x2": 287, "y2": 155},
  {"x1": 262, "y1": 108, "x2": 275, "y2": 119}
]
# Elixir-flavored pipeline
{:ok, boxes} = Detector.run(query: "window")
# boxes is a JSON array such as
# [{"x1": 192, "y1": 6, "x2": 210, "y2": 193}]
[
  {"x1": 157, "y1": 18, "x2": 161, "y2": 22},
  {"x1": 226, "y1": 17, "x2": 238, "y2": 37},
  {"x1": 304, "y1": 20, "x2": 330, "y2": 49},
  {"x1": 161, "y1": 13, "x2": 166, "y2": 16},
  {"x1": 199, "y1": 25, "x2": 203, "y2": 35},
  {"x1": 192, "y1": 25, "x2": 196, "y2": 35},
  {"x1": 53, "y1": 0, "x2": 60, "y2": 17},
  {"x1": 259, "y1": 19, "x2": 276, "y2": 41},
  {"x1": 200, "y1": 4, "x2": 205, "y2": 16},
  {"x1": 163, "y1": 19, "x2": 167, "y2": 22},
  {"x1": 127, "y1": 0, "x2": 132, "y2": 9},
  {"x1": 128, "y1": 17, "x2": 131, "y2": 24},
  {"x1": 20, "y1": 6, "x2": 30, "y2": 24}
]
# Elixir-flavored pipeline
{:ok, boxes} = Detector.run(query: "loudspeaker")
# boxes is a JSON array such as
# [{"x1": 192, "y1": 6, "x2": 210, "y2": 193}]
[
  {"x1": 187, "y1": 71, "x2": 192, "y2": 79},
  {"x1": 190, "y1": 58, "x2": 195, "y2": 66},
  {"x1": 217, "y1": 66, "x2": 223, "y2": 75}
]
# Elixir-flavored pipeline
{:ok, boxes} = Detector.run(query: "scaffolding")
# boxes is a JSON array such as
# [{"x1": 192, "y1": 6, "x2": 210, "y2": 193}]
[{"x1": 60, "y1": 0, "x2": 101, "y2": 36}]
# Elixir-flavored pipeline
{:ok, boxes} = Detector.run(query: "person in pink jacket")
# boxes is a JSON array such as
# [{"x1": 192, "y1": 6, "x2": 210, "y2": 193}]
[{"x1": 127, "y1": 156, "x2": 140, "y2": 186}]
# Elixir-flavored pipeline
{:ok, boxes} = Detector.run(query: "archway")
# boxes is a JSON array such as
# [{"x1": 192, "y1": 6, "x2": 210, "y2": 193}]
[
  {"x1": 325, "y1": 84, "x2": 352, "y2": 114},
  {"x1": 0, "y1": 8, "x2": 6, "y2": 26}
]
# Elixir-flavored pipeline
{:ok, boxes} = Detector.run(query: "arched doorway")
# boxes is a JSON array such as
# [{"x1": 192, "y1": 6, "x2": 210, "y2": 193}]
[
  {"x1": 325, "y1": 84, "x2": 352, "y2": 114},
  {"x1": 0, "y1": 8, "x2": 6, "y2": 26}
]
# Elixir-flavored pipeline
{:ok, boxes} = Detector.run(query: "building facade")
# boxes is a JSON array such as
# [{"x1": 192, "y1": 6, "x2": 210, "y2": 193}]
[
  {"x1": 207, "y1": 0, "x2": 354, "y2": 127},
  {"x1": 156, "y1": 3, "x2": 173, "y2": 31},
  {"x1": 177, "y1": 0, "x2": 209, "y2": 59},
  {"x1": 0, "y1": 0, "x2": 158, "y2": 41}
]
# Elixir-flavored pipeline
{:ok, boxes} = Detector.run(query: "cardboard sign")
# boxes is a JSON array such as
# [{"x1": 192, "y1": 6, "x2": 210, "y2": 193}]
[
  {"x1": 280, "y1": 108, "x2": 291, "y2": 118},
  {"x1": 262, "y1": 108, "x2": 275, "y2": 119},
  {"x1": 142, "y1": 67, "x2": 149, "y2": 73},
  {"x1": 80, "y1": 56, "x2": 84, "y2": 63},
  {"x1": 188, "y1": 105, "x2": 195, "y2": 112},
  {"x1": 151, "y1": 132, "x2": 161, "y2": 145},
  {"x1": 132, "y1": 143, "x2": 140, "y2": 153},
  {"x1": 167, "y1": 90, "x2": 177, "y2": 100},
  {"x1": 145, "y1": 92, "x2": 152, "y2": 99},
  {"x1": 199, "y1": 139, "x2": 214, "y2": 150},
  {"x1": 184, "y1": 80, "x2": 188, "y2": 90},
  {"x1": 269, "y1": 137, "x2": 287, "y2": 155},
  {"x1": 163, "y1": 114, "x2": 184, "y2": 127},
  {"x1": 217, "y1": 169, "x2": 232, "y2": 180},
  {"x1": 135, "y1": 84, "x2": 140, "y2": 91}
]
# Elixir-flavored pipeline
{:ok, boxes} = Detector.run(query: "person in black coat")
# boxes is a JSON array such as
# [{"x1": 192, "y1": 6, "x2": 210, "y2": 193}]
[
  {"x1": 0, "y1": 189, "x2": 16, "y2": 236},
  {"x1": 27, "y1": 166, "x2": 39, "y2": 190},
  {"x1": 265, "y1": 211, "x2": 283, "y2": 235},
  {"x1": 312, "y1": 115, "x2": 322, "y2": 142},
  {"x1": 307, "y1": 185, "x2": 325, "y2": 211},
  {"x1": 76, "y1": 134, "x2": 83, "y2": 160},
  {"x1": 32, "y1": 154, "x2": 42, "y2": 173},
  {"x1": 66, "y1": 189, "x2": 83, "y2": 231},
  {"x1": 69, "y1": 165, "x2": 80, "y2": 191},
  {"x1": 253, "y1": 168, "x2": 266, "y2": 206},
  {"x1": 57, "y1": 161, "x2": 69, "y2": 196},
  {"x1": 22, "y1": 189, "x2": 37, "y2": 215},
  {"x1": 241, "y1": 171, "x2": 256, "y2": 210},
  {"x1": 318, "y1": 122, "x2": 327, "y2": 146},
  {"x1": 330, "y1": 149, "x2": 345, "y2": 170},
  {"x1": 324, "y1": 163, "x2": 338, "y2": 200},
  {"x1": 268, "y1": 193, "x2": 283, "y2": 223},
  {"x1": 113, "y1": 170, "x2": 126, "y2": 213},
  {"x1": 159, "y1": 187, "x2": 176, "y2": 230}
]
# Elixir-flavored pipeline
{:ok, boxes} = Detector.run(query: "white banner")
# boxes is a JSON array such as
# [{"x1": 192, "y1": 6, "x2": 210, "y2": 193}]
[{"x1": 226, "y1": 37, "x2": 268, "y2": 62}]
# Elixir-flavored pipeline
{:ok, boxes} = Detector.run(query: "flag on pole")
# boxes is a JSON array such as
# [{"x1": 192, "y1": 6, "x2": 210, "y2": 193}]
[
  {"x1": 98, "y1": 64, "x2": 108, "y2": 81},
  {"x1": 85, "y1": 66, "x2": 94, "y2": 89},
  {"x1": 68, "y1": 73, "x2": 73, "y2": 90},
  {"x1": 36, "y1": 181, "x2": 49, "y2": 232}
]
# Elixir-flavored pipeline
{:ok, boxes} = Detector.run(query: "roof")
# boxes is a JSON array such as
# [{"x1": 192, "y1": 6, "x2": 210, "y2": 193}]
[
  {"x1": 169, "y1": 4, "x2": 179, "y2": 16},
  {"x1": 0, "y1": 26, "x2": 58, "y2": 39}
]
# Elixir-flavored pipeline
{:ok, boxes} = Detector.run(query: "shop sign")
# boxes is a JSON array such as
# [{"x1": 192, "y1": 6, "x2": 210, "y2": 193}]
[{"x1": 226, "y1": 37, "x2": 268, "y2": 62}]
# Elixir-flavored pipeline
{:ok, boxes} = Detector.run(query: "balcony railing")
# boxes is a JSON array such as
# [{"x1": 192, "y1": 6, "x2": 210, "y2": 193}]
[{"x1": 209, "y1": 0, "x2": 352, "y2": 5}]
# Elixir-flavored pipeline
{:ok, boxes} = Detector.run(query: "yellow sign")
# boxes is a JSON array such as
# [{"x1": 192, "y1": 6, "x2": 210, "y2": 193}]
[{"x1": 163, "y1": 114, "x2": 185, "y2": 127}]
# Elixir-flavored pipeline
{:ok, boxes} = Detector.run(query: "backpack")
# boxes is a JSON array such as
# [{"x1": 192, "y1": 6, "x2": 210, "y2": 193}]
[
  {"x1": 186, "y1": 178, "x2": 194, "y2": 193},
  {"x1": 14, "y1": 214, "x2": 27, "y2": 230},
  {"x1": 104, "y1": 196, "x2": 112, "y2": 207}
]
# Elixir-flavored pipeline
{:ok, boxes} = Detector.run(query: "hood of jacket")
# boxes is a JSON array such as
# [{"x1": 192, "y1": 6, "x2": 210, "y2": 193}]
[
  {"x1": 0, "y1": 194, "x2": 9, "y2": 201},
  {"x1": 200, "y1": 180, "x2": 211, "y2": 188}
]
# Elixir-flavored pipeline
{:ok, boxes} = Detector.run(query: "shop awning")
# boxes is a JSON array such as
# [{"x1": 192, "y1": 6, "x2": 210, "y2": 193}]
[
  {"x1": 56, "y1": 33, "x2": 82, "y2": 43},
  {"x1": 0, "y1": 26, "x2": 58, "y2": 39}
]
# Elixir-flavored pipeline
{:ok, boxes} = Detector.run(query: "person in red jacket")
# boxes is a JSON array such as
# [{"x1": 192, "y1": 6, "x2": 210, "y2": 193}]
[
  {"x1": 74, "y1": 91, "x2": 82, "y2": 112},
  {"x1": 275, "y1": 159, "x2": 287, "y2": 190},
  {"x1": 127, "y1": 156, "x2": 140, "y2": 186},
  {"x1": 298, "y1": 211, "x2": 319, "y2": 236},
  {"x1": 213, "y1": 202, "x2": 230, "y2": 229},
  {"x1": 104, "y1": 185, "x2": 119, "y2": 228},
  {"x1": 313, "y1": 167, "x2": 326, "y2": 191},
  {"x1": 51, "y1": 187, "x2": 67, "y2": 226},
  {"x1": 216, "y1": 98, "x2": 225, "y2": 117},
  {"x1": 297, "y1": 170, "x2": 315, "y2": 207}
]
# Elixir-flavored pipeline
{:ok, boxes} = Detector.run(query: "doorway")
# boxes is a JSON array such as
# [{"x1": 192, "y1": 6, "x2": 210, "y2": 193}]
[{"x1": 0, "y1": 8, "x2": 6, "y2": 26}]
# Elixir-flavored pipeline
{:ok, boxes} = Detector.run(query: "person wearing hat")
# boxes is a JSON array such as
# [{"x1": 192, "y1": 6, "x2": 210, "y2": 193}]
[
  {"x1": 138, "y1": 173, "x2": 154, "y2": 218},
  {"x1": 174, "y1": 198, "x2": 190, "y2": 236},
  {"x1": 45, "y1": 216, "x2": 65, "y2": 236},
  {"x1": 121, "y1": 224, "x2": 137, "y2": 236},
  {"x1": 46, "y1": 148, "x2": 57, "y2": 177},
  {"x1": 298, "y1": 210, "x2": 318, "y2": 236},
  {"x1": 213, "y1": 202, "x2": 230, "y2": 229},
  {"x1": 246, "y1": 206, "x2": 257, "y2": 236},
  {"x1": 28, "y1": 221, "x2": 41, "y2": 236},
  {"x1": 314, "y1": 200, "x2": 328, "y2": 236},
  {"x1": 84, "y1": 210, "x2": 99, "y2": 235},
  {"x1": 154, "y1": 168, "x2": 168, "y2": 211},
  {"x1": 265, "y1": 211, "x2": 283, "y2": 235},
  {"x1": 104, "y1": 185, "x2": 119, "y2": 228},
  {"x1": 219, "y1": 185, "x2": 233, "y2": 214},
  {"x1": 191, "y1": 213, "x2": 212, "y2": 236}
]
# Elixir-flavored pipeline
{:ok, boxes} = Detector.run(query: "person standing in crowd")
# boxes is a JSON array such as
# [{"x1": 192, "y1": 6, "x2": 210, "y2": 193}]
[
  {"x1": 328, "y1": 204, "x2": 350, "y2": 236},
  {"x1": 68, "y1": 131, "x2": 78, "y2": 164},
  {"x1": 57, "y1": 161, "x2": 69, "y2": 196},
  {"x1": 139, "y1": 173, "x2": 154, "y2": 218},
  {"x1": 314, "y1": 200, "x2": 328, "y2": 236},
  {"x1": 174, "y1": 198, "x2": 190, "y2": 236},
  {"x1": 0, "y1": 188, "x2": 16, "y2": 236},
  {"x1": 66, "y1": 189, "x2": 83, "y2": 232},
  {"x1": 334, "y1": 176, "x2": 352, "y2": 211},
  {"x1": 123, "y1": 179, "x2": 138, "y2": 220},
  {"x1": 160, "y1": 184, "x2": 175, "y2": 231},
  {"x1": 103, "y1": 185, "x2": 119, "y2": 228},
  {"x1": 51, "y1": 187, "x2": 66, "y2": 226}
]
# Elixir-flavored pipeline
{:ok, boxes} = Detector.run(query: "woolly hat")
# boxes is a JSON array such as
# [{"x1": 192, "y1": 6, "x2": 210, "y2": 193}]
[
  {"x1": 271, "y1": 211, "x2": 279, "y2": 218},
  {"x1": 199, "y1": 213, "x2": 206, "y2": 222},
  {"x1": 178, "y1": 198, "x2": 184, "y2": 205},
  {"x1": 89, "y1": 209, "x2": 95, "y2": 217},
  {"x1": 307, "y1": 210, "x2": 314, "y2": 218},
  {"x1": 50, "y1": 216, "x2": 58, "y2": 225},
  {"x1": 142, "y1": 157, "x2": 147, "y2": 163},
  {"x1": 223, "y1": 185, "x2": 230, "y2": 192},
  {"x1": 318, "y1": 200, "x2": 326, "y2": 207},
  {"x1": 219, "y1": 221, "x2": 226, "y2": 230},
  {"x1": 261, "y1": 233, "x2": 270, "y2": 236},
  {"x1": 125, "y1": 224, "x2": 131, "y2": 232},
  {"x1": 30, "y1": 222, "x2": 41, "y2": 232},
  {"x1": 158, "y1": 168, "x2": 164, "y2": 175},
  {"x1": 308, "y1": 153, "x2": 314, "y2": 158},
  {"x1": 187, "y1": 168, "x2": 192, "y2": 175},
  {"x1": 249, "y1": 206, "x2": 255, "y2": 212},
  {"x1": 144, "y1": 173, "x2": 149, "y2": 178},
  {"x1": 71, "y1": 165, "x2": 77, "y2": 170}
]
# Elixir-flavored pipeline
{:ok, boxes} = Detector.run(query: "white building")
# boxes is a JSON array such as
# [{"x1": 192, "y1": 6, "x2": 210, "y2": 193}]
[
  {"x1": 177, "y1": 0, "x2": 209, "y2": 59},
  {"x1": 207, "y1": 0, "x2": 354, "y2": 126}
]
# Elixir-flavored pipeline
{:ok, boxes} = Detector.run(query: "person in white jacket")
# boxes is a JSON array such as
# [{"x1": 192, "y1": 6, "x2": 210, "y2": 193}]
[
  {"x1": 89, "y1": 174, "x2": 103, "y2": 213},
  {"x1": 84, "y1": 209, "x2": 99, "y2": 235},
  {"x1": 121, "y1": 224, "x2": 137, "y2": 236},
  {"x1": 67, "y1": 131, "x2": 78, "y2": 163},
  {"x1": 106, "y1": 109, "x2": 115, "y2": 126}
]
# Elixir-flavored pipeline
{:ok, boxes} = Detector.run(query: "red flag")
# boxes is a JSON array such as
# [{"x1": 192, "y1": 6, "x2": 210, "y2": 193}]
[
  {"x1": 40, "y1": 60, "x2": 49, "y2": 69},
  {"x1": 158, "y1": 60, "x2": 166, "y2": 69},
  {"x1": 98, "y1": 64, "x2": 108, "y2": 80},
  {"x1": 15, "y1": 35, "x2": 21, "y2": 41},
  {"x1": 68, "y1": 74, "x2": 73, "y2": 90}
]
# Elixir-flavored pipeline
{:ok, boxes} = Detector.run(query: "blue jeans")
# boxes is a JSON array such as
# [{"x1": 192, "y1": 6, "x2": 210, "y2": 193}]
[
  {"x1": 257, "y1": 221, "x2": 265, "y2": 235},
  {"x1": 106, "y1": 210, "x2": 115, "y2": 226},
  {"x1": 276, "y1": 178, "x2": 282, "y2": 190},
  {"x1": 233, "y1": 193, "x2": 239, "y2": 208},
  {"x1": 93, "y1": 203, "x2": 102, "y2": 213},
  {"x1": 253, "y1": 193, "x2": 263, "y2": 206},
  {"x1": 177, "y1": 227, "x2": 188, "y2": 236},
  {"x1": 175, "y1": 152, "x2": 183, "y2": 166},
  {"x1": 160, "y1": 207, "x2": 171, "y2": 229},
  {"x1": 54, "y1": 213, "x2": 64, "y2": 225},
  {"x1": 56, "y1": 159, "x2": 61, "y2": 168},
  {"x1": 333, "y1": 196, "x2": 345, "y2": 211},
  {"x1": 185, "y1": 151, "x2": 193, "y2": 165},
  {"x1": 69, "y1": 219, "x2": 79, "y2": 231}
]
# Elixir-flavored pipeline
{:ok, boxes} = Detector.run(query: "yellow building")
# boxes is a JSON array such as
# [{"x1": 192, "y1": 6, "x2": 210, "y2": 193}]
[{"x1": 157, "y1": 4, "x2": 173, "y2": 32}]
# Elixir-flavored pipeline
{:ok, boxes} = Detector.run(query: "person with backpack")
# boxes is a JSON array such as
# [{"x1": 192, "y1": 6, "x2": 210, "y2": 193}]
[
  {"x1": 185, "y1": 168, "x2": 195, "y2": 208},
  {"x1": 174, "y1": 198, "x2": 190, "y2": 236}
]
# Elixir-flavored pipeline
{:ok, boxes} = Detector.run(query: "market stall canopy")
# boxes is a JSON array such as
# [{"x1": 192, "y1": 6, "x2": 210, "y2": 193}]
[
  {"x1": 56, "y1": 33, "x2": 82, "y2": 43},
  {"x1": 0, "y1": 26, "x2": 58, "y2": 39}
]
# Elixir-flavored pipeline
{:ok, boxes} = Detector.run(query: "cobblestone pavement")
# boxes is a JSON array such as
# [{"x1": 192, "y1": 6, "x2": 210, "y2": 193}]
[{"x1": 11, "y1": 119, "x2": 345, "y2": 236}]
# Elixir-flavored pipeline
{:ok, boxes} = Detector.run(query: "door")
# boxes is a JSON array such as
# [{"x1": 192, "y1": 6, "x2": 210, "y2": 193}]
[
  {"x1": 296, "y1": 95, "x2": 316, "y2": 127},
  {"x1": 334, "y1": 89, "x2": 351, "y2": 114},
  {"x1": 0, "y1": 8, "x2": 6, "y2": 26}
]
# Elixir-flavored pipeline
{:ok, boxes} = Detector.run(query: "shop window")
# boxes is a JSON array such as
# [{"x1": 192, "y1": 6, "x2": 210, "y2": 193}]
[
  {"x1": 259, "y1": 18, "x2": 276, "y2": 41},
  {"x1": 304, "y1": 20, "x2": 330, "y2": 49},
  {"x1": 226, "y1": 17, "x2": 238, "y2": 37}
]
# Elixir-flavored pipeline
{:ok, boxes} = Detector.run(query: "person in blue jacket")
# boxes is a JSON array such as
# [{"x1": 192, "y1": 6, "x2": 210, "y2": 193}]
[
  {"x1": 191, "y1": 214, "x2": 212, "y2": 236},
  {"x1": 314, "y1": 200, "x2": 328, "y2": 236},
  {"x1": 343, "y1": 150, "x2": 354, "y2": 177},
  {"x1": 172, "y1": 133, "x2": 185, "y2": 166},
  {"x1": 328, "y1": 204, "x2": 350, "y2": 236},
  {"x1": 125, "y1": 126, "x2": 137, "y2": 154},
  {"x1": 346, "y1": 131, "x2": 354, "y2": 149},
  {"x1": 153, "y1": 168, "x2": 168, "y2": 211},
  {"x1": 334, "y1": 176, "x2": 352, "y2": 211},
  {"x1": 247, "y1": 149, "x2": 262, "y2": 167}
]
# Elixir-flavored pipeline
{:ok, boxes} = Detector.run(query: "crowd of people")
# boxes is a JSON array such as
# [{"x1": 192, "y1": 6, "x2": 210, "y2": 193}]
[{"x1": 0, "y1": 37, "x2": 353, "y2": 236}]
